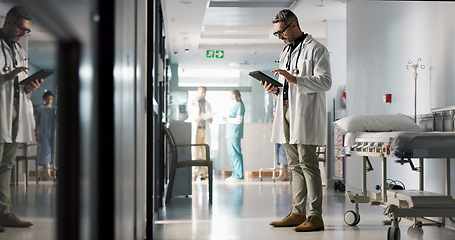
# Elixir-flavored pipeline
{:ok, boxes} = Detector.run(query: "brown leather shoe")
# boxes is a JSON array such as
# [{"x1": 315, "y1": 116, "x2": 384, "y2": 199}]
[
  {"x1": 269, "y1": 212, "x2": 306, "y2": 227},
  {"x1": 0, "y1": 225, "x2": 5, "y2": 232},
  {"x1": 294, "y1": 216, "x2": 324, "y2": 232},
  {"x1": 0, "y1": 213, "x2": 33, "y2": 228}
]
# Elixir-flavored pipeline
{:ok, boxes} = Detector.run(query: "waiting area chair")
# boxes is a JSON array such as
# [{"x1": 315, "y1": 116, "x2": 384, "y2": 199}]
[
  {"x1": 13, "y1": 142, "x2": 38, "y2": 186},
  {"x1": 163, "y1": 125, "x2": 213, "y2": 204}
]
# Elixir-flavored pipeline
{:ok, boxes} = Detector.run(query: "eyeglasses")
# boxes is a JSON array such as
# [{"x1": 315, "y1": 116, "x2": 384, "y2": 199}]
[
  {"x1": 11, "y1": 19, "x2": 31, "y2": 34},
  {"x1": 273, "y1": 22, "x2": 292, "y2": 37}
]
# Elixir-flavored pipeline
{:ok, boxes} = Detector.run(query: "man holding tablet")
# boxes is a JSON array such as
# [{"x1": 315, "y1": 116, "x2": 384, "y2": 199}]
[
  {"x1": 0, "y1": 6, "x2": 43, "y2": 231},
  {"x1": 262, "y1": 9, "x2": 331, "y2": 232}
]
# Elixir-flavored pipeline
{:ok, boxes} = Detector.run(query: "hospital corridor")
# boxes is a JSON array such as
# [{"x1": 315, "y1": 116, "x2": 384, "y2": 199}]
[
  {"x1": 4, "y1": 177, "x2": 455, "y2": 240},
  {"x1": 1, "y1": 1, "x2": 455, "y2": 240},
  {"x1": 154, "y1": 178, "x2": 455, "y2": 240}
]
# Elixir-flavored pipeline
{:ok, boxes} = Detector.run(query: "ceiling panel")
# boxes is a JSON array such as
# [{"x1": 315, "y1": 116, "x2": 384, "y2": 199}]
[
  {"x1": 208, "y1": 1, "x2": 295, "y2": 8},
  {"x1": 162, "y1": 0, "x2": 346, "y2": 74}
]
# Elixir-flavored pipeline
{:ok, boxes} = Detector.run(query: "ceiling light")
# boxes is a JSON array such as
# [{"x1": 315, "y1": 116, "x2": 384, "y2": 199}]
[
  {"x1": 179, "y1": 68, "x2": 240, "y2": 78},
  {"x1": 229, "y1": 61, "x2": 253, "y2": 67},
  {"x1": 183, "y1": 44, "x2": 190, "y2": 52},
  {"x1": 311, "y1": 0, "x2": 324, "y2": 8},
  {"x1": 208, "y1": 1, "x2": 293, "y2": 8}
]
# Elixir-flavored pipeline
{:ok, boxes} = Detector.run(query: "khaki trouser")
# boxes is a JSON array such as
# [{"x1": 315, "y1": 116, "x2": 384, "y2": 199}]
[
  {"x1": 192, "y1": 128, "x2": 208, "y2": 178},
  {"x1": 0, "y1": 103, "x2": 19, "y2": 215},
  {"x1": 283, "y1": 105, "x2": 323, "y2": 217}
]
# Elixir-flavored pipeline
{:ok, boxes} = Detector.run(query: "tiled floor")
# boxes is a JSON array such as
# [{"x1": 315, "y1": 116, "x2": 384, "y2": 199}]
[{"x1": 154, "y1": 177, "x2": 455, "y2": 240}]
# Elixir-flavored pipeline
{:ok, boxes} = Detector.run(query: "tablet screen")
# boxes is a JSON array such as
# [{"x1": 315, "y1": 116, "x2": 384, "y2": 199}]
[
  {"x1": 20, "y1": 69, "x2": 54, "y2": 85},
  {"x1": 248, "y1": 71, "x2": 283, "y2": 88}
]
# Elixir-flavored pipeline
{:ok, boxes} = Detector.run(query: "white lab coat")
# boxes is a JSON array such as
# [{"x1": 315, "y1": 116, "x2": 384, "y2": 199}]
[
  {"x1": 271, "y1": 34, "x2": 332, "y2": 145},
  {"x1": 0, "y1": 39, "x2": 35, "y2": 143},
  {"x1": 187, "y1": 98, "x2": 212, "y2": 144}
]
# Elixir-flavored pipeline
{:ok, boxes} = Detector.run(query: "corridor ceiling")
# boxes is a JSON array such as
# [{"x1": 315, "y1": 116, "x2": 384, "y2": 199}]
[{"x1": 162, "y1": 0, "x2": 346, "y2": 72}]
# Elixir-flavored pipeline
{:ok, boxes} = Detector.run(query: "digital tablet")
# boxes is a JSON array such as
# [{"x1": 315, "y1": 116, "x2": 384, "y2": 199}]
[
  {"x1": 202, "y1": 112, "x2": 216, "y2": 119},
  {"x1": 19, "y1": 69, "x2": 54, "y2": 85},
  {"x1": 248, "y1": 70, "x2": 283, "y2": 88}
]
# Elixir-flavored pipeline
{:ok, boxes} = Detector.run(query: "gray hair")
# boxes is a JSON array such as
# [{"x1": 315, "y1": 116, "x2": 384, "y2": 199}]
[
  {"x1": 6, "y1": 6, "x2": 32, "y2": 22},
  {"x1": 272, "y1": 9, "x2": 300, "y2": 29}
]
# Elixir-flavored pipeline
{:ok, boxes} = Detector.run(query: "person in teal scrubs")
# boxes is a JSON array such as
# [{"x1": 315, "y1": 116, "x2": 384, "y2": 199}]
[{"x1": 223, "y1": 89, "x2": 245, "y2": 182}]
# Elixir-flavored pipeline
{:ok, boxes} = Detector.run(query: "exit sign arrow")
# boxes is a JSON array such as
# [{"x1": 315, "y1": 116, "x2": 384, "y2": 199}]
[
  {"x1": 215, "y1": 50, "x2": 224, "y2": 58},
  {"x1": 206, "y1": 50, "x2": 224, "y2": 58}
]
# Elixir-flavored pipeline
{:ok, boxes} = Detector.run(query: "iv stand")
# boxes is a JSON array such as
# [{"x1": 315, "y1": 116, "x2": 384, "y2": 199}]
[{"x1": 406, "y1": 58, "x2": 425, "y2": 123}]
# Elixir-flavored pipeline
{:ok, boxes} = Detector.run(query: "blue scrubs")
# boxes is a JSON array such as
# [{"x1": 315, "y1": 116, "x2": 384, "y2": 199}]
[
  {"x1": 36, "y1": 105, "x2": 55, "y2": 165},
  {"x1": 276, "y1": 143, "x2": 288, "y2": 166},
  {"x1": 226, "y1": 102, "x2": 245, "y2": 180}
]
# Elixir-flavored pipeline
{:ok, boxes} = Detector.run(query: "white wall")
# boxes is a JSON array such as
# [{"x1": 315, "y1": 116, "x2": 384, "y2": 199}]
[
  {"x1": 346, "y1": 1, "x2": 455, "y2": 195},
  {"x1": 347, "y1": 1, "x2": 439, "y2": 116},
  {"x1": 326, "y1": 20, "x2": 347, "y2": 121}
]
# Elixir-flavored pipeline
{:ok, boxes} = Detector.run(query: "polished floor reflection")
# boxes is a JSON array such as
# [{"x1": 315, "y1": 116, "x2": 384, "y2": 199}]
[
  {"x1": 4, "y1": 177, "x2": 455, "y2": 239},
  {"x1": 1, "y1": 182, "x2": 56, "y2": 240},
  {"x1": 155, "y1": 177, "x2": 455, "y2": 240}
]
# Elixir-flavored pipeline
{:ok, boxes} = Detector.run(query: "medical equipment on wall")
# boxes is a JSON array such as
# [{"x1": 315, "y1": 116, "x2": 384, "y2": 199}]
[
  {"x1": 275, "y1": 42, "x2": 305, "y2": 75},
  {"x1": 406, "y1": 58, "x2": 425, "y2": 123}
]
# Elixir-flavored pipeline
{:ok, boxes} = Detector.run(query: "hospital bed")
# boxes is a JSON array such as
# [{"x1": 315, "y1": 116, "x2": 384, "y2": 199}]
[{"x1": 342, "y1": 130, "x2": 455, "y2": 240}]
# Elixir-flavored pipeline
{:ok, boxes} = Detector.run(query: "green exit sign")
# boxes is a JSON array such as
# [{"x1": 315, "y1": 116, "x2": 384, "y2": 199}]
[{"x1": 206, "y1": 50, "x2": 224, "y2": 58}]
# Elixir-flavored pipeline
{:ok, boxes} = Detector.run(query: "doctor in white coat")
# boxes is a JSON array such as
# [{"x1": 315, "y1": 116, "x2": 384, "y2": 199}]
[
  {"x1": 0, "y1": 6, "x2": 43, "y2": 231},
  {"x1": 187, "y1": 86, "x2": 212, "y2": 180},
  {"x1": 264, "y1": 9, "x2": 331, "y2": 232}
]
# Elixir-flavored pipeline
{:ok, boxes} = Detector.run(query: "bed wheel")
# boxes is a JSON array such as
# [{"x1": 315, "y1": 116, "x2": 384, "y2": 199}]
[
  {"x1": 344, "y1": 210, "x2": 360, "y2": 226},
  {"x1": 407, "y1": 226, "x2": 423, "y2": 238},
  {"x1": 334, "y1": 180, "x2": 345, "y2": 192},
  {"x1": 340, "y1": 182, "x2": 345, "y2": 192},
  {"x1": 387, "y1": 226, "x2": 400, "y2": 240}
]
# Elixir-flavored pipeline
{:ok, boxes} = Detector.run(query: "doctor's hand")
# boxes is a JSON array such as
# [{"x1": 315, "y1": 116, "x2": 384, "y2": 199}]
[
  {"x1": 4, "y1": 66, "x2": 30, "y2": 82},
  {"x1": 25, "y1": 78, "x2": 44, "y2": 92},
  {"x1": 272, "y1": 69, "x2": 297, "y2": 84},
  {"x1": 260, "y1": 80, "x2": 278, "y2": 94}
]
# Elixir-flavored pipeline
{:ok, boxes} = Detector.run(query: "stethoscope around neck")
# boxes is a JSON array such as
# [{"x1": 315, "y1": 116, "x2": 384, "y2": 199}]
[
  {"x1": 275, "y1": 41, "x2": 305, "y2": 75},
  {"x1": 1, "y1": 39, "x2": 26, "y2": 72}
]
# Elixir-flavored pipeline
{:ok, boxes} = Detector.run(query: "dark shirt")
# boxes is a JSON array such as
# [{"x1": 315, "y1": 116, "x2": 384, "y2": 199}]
[
  {"x1": 283, "y1": 33, "x2": 308, "y2": 101},
  {"x1": 198, "y1": 99, "x2": 206, "y2": 128}
]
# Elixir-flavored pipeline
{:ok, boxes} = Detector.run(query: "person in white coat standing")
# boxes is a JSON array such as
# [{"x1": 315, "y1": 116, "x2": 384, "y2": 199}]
[
  {"x1": 264, "y1": 9, "x2": 331, "y2": 232},
  {"x1": 188, "y1": 86, "x2": 212, "y2": 180},
  {"x1": 0, "y1": 6, "x2": 43, "y2": 232}
]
